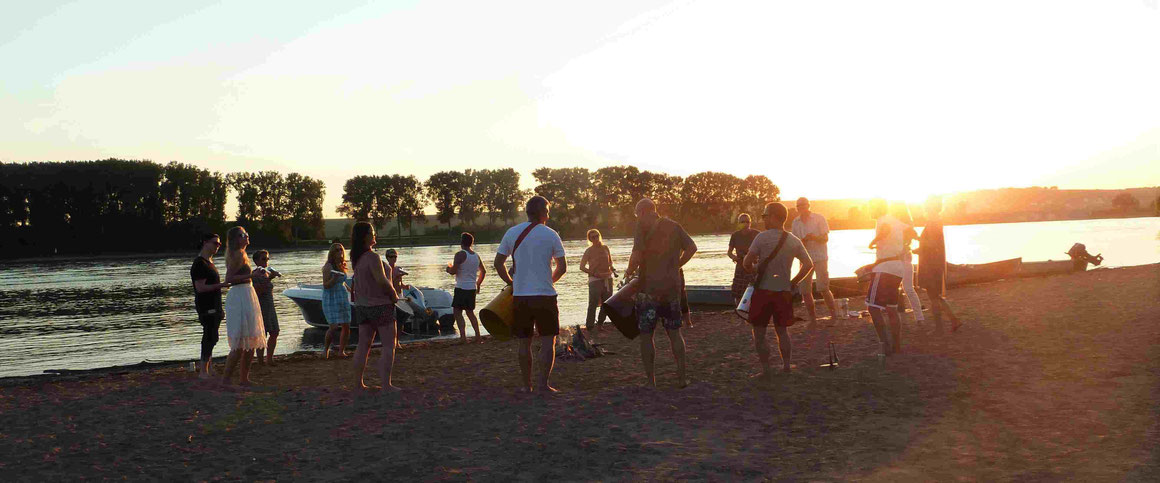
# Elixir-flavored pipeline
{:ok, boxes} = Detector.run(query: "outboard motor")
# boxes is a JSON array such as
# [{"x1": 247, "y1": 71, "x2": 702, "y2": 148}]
[{"x1": 1067, "y1": 243, "x2": 1103, "y2": 271}]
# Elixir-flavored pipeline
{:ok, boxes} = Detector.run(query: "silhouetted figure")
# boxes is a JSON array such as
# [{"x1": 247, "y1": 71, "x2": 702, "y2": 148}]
[
  {"x1": 447, "y1": 233, "x2": 486, "y2": 344},
  {"x1": 252, "y1": 250, "x2": 281, "y2": 365},
  {"x1": 865, "y1": 199, "x2": 906, "y2": 354},
  {"x1": 579, "y1": 229, "x2": 615, "y2": 331},
  {"x1": 792, "y1": 197, "x2": 841, "y2": 322},
  {"x1": 624, "y1": 198, "x2": 697, "y2": 389},
  {"x1": 494, "y1": 196, "x2": 568, "y2": 393},
  {"x1": 350, "y1": 222, "x2": 401, "y2": 393},
  {"x1": 191, "y1": 233, "x2": 231, "y2": 380},
  {"x1": 728, "y1": 213, "x2": 760, "y2": 305},
  {"x1": 915, "y1": 196, "x2": 963, "y2": 332},
  {"x1": 743, "y1": 202, "x2": 813, "y2": 379}
]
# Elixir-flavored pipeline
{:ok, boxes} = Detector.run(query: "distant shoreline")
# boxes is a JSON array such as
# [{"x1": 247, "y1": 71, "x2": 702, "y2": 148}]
[{"x1": 2, "y1": 214, "x2": 1154, "y2": 265}]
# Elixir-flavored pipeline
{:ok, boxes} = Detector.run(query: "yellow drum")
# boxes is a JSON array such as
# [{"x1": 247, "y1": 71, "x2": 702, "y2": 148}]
[{"x1": 479, "y1": 284, "x2": 514, "y2": 341}]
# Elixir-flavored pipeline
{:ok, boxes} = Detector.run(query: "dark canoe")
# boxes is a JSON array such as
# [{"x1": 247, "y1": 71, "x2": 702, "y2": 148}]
[
  {"x1": 831, "y1": 257, "x2": 1025, "y2": 298},
  {"x1": 685, "y1": 285, "x2": 735, "y2": 308},
  {"x1": 688, "y1": 258, "x2": 1028, "y2": 308},
  {"x1": 1020, "y1": 259, "x2": 1084, "y2": 277}
]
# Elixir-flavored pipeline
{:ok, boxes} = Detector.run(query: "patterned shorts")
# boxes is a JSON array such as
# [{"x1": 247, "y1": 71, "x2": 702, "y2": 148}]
[{"x1": 635, "y1": 292, "x2": 683, "y2": 333}]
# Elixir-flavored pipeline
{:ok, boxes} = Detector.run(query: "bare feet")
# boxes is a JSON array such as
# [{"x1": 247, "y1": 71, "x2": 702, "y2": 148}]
[
  {"x1": 519, "y1": 386, "x2": 534, "y2": 393},
  {"x1": 538, "y1": 385, "x2": 559, "y2": 394},
  {"x1": 474, "y1": 337, "x2": 483, "y2": 344},
  {"x1": 381, "y1": 385, "x2": 401, "y2": 394},
  {"x1": 950, "y1": 316, "x2": 963, "y2": 332}
]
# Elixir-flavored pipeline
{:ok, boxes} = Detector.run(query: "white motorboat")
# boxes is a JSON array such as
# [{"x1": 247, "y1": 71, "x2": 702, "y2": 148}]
[{"x1": 282, "y1": 284, "x2": 456, "y2": 335}]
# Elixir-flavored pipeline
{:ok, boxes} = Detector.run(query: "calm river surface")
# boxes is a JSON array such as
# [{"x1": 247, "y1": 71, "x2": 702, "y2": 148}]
[{"x1": 1, "y1": 217, "x2": 1157, "y2": 377}]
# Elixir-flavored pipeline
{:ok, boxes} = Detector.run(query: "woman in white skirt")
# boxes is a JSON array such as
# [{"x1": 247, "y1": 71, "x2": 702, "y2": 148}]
[
  {"x1": 221, "y1": 226, "x2": 267, "y2": 386},
  {"x1": 891, "y1": 203, "x2": 925, "y2": 323}
]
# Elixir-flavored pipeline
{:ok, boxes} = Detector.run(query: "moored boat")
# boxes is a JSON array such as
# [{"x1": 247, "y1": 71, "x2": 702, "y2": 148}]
[
  {"x1": 1020, "y1": 259, "x2": 1084, "y2": 277},
  {"x1": 685, "y1": 285, "x2": 734, "y2": 308},
  {"x1": 282, "y1": 284, "x2": 456, "y2": 335}
]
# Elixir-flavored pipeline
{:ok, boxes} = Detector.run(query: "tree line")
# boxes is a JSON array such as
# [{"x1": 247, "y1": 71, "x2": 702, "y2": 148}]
[
  {"x1": 338, "y1": 166, "x2": 779, "y2": 238},
  {"x1": 0, "y1": 159, "x2": 325, "y2": 257}
]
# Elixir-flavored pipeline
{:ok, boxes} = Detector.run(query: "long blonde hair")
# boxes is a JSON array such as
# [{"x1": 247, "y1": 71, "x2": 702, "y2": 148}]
[
  {"x1": 327, "y1": 243, "x2": 347, "y2": 273},
  {"x1": 225, "y1": 226, "x2": 251, "y2": 274},
  {"x1": 586, "y1": 228, "x2": 603, "y2": 246}
]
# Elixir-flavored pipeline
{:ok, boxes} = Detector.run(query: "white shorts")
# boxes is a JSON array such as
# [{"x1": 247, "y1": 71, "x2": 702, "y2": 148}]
[{"x1": 804, "y1": 259, "x2": 830, "y2": 291}]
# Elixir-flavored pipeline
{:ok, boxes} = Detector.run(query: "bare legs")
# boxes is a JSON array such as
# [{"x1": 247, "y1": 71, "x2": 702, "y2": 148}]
[
  {"x1": 466, "y1": 311, "x2": 482, "y2": 343},
  {"x1": 220, "y1": 349, "x2": 256, "y2": 386},
  {"x1": 803, "y1": 282, "x2": 840, "y2": 322},
  {"x1": 868, "y1": 306, "x2": 902, "y2": 354},
  {"x1": 751, "y1": 324, "x2": 792, "y2": 380},
  {"x1": 455, "y1": 309, "x2": 482, "y2": 343},
  {"x1": 353, "y1": 322, "x2": 398, "y2": 393},
  {"x1": 639, "y1": 328, "x2": 689, "y2": 388},
  {"x1": 926, "y1": 291, "x2": 962, "y2": 332},
  {"x1": 323, "y1": 323, "x2": 350, "y2": 359},
  {"x1": 256, "y1": 332, "x2": 278, "y2": 365},
  {"x1": 516, "y1": 336, "x2": 557, "y2": 392}
]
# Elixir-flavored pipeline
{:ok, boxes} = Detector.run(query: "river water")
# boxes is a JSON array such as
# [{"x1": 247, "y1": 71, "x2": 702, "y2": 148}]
[{"x1": 1, "y1": 217, "x2": 1156, "y2": 377}]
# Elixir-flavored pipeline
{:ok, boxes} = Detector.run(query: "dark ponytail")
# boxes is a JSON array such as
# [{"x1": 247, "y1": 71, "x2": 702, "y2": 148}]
[{"x1": 350, "y1": 221, "x2": 374, "y2": 270}]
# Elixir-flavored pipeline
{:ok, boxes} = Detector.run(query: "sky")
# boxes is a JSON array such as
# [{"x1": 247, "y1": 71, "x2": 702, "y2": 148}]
[{"x1": 2, "y1": 0, "x2": 1158, "y2": 217}]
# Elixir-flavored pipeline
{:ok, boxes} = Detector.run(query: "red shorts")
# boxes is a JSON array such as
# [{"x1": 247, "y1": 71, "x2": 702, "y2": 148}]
[
  {"x1": 749, "y1": 289, "x2": 794, "y2": 327},
  {"x1": 866, "y1": 272, "x2": 902, "y2": 309}
]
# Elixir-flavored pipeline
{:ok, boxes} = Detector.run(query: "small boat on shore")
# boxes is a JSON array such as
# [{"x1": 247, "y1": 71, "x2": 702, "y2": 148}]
[
  {"x1": 685, "y1": 285, "x2": 734, "y2": 308},
  {"x1": 282, "y1": 284, "x2": 456, "y2": 334},
  {"x1": 1020, "y1": 259, "x2": 1084, "y2": 277},
  {"x1": 687, "y1": 257, "x2": 1029, "y2": 309}
]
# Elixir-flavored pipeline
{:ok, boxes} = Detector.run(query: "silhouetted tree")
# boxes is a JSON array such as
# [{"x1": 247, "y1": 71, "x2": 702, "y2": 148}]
[
  {"x1": 532, "y1": 167, "x2": 593, "y2": 229},
  {"x1": 737, "y1": 175, "x2": 779, "y2": 216},
  {"x1": 391, "y1": 174, "x2": 426, "y2": 238},
  {"x1": 337, "y1": 175, "x2": 387, "y2": 228},
  {"x1": 285, "y1": 173, "x2": 326, "y2": 240},
  {"x1": 425, "y1": 171, "x2": 465, "y2": 231},
  {"x1": 1111, "y1": 193, "x2": 1139, "y2": 211},
  {"x1": 593, "y1": 165, "x2": 645, "y2": 227},
  {"x1": 458, "y1": 169, "x2": 484, "y2": 227},
  {"x1": 679, "y1": 171, "x2": 742, "y2": 230}
]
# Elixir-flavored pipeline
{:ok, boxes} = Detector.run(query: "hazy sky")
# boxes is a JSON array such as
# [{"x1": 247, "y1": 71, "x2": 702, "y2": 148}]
[{"x1": 3, "y1": 0, "x2": 1158, "y2": 216}]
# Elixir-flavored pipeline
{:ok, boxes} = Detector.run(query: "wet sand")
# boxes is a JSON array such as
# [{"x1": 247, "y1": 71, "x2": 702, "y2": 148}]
[{"x1": 1, "y1": 264, "x2": 1158, "y2": 480}]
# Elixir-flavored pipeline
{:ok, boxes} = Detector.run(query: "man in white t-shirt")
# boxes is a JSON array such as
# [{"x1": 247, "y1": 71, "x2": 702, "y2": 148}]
[
  {"x1": 865, "y1": 198, "x2": 911, "y2": 355},
  {"x1": 494, "y1": 196, "x2": 567, "y2": 393},
  {"x1": 791, "y1": 197, "x2": 840, "y2": 322}
]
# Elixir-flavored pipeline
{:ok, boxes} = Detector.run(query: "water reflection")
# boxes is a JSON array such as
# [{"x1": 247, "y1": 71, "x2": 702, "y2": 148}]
[{"x1": 0, "y1": 217, "x2": 1156, "y2": 377}]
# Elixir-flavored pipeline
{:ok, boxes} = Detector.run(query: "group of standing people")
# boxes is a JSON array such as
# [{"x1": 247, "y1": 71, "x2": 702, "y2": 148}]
[
  {"x1": 723, "y1": 196, "x2": 963, "y2": 379},
  {"x1": 190, "y1": 227, "x2": 279, "y2": 386},
  {"x1": 190, "y1": 192, "x2": 962, "y2": 392}
]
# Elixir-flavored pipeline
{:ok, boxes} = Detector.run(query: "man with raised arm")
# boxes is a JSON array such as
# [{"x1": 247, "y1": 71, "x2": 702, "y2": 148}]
[
  {"x1": 624, "y1": 198, "x2": 697, "y2": 389},
  {"x1": 493, "y1": 196, "x2": 567, "y2": 393},
  {"x1": 743, "y1": 202, "x2": 813, "y2": 378},
  {"x1": 791, "y1": 197, "x2": 840, "y2": 322}
]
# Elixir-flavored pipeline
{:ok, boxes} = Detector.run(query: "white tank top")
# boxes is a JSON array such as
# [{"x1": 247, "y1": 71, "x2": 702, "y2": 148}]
[
  {"x1": 873, "y1": 215, "x2": 907, "y2": 276},
  {"x1": 455, "y1": 250, "x2": 481, "y2": 290}
]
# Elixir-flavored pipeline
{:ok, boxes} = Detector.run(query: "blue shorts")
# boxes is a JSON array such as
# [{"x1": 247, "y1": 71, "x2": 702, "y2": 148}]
[{"x1": 635, "y1": 292, "x2": 683, "y2": 333}]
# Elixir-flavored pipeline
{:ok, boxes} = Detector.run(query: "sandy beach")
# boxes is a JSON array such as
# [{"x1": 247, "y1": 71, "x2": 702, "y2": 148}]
[{"x1": 1, "y1": 264, "x2": 1157, "y2": 481}]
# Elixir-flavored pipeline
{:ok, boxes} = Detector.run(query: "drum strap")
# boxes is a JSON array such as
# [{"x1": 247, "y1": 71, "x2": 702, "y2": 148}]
[
  {"x1": 509, "y1": 221, "x2": 540, "y2": 275},
  {"x1": 752, "y1": 231, "x2": 789, "y2": 288}
]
